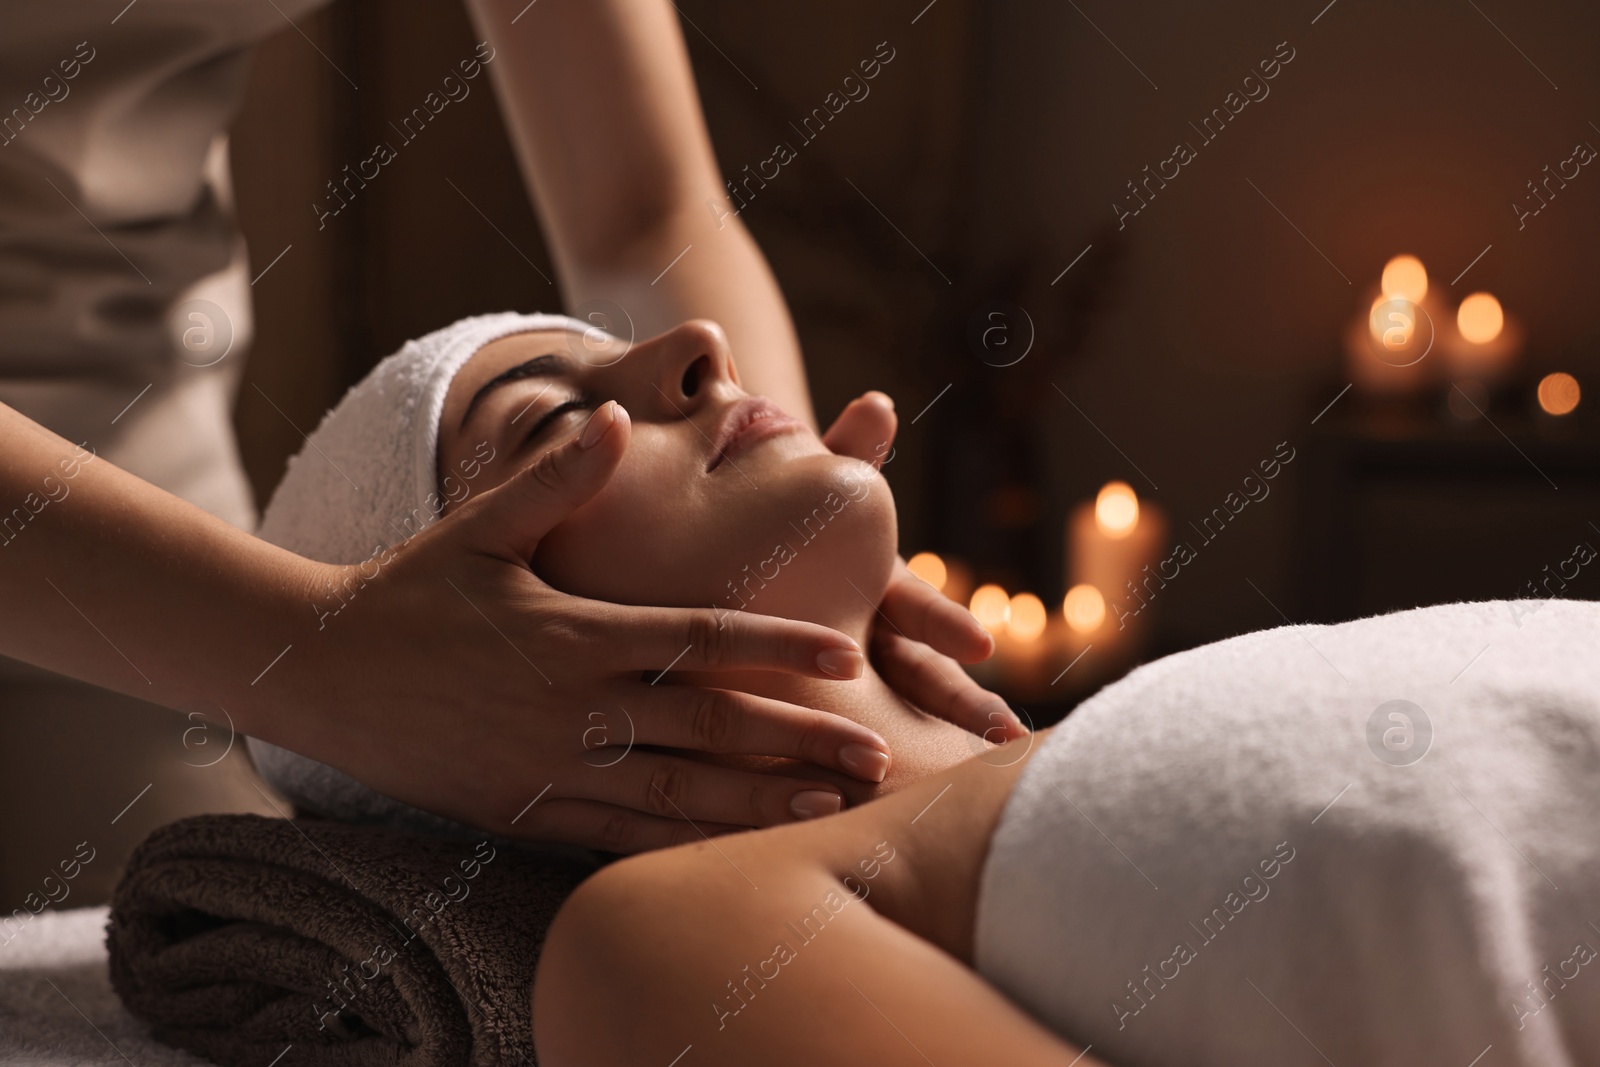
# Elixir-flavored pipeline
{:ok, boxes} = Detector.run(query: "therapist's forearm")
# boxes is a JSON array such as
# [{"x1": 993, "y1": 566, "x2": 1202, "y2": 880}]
[
  {"x1": 0, "y1": 402, "x2": 323, "y2": 732},
  {"x1": 561, "y1": 206, "x2": 816, "y2": 427}
]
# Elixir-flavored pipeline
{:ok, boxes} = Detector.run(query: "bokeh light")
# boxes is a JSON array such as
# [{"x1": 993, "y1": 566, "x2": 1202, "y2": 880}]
[
  {"x1": 1094, "y1": 481, "x2": 1140, "y2": 539},
  {"x1": 1457, "y1": 293, "x2": 1504, "y2": 345},
  {"x1": 969, "y1": 584, "x2": 1011, "y2": 633},
  {"x1": 1381, "y1": 254, "x2": 1428, "y2": 303},
  {"x1": 906, "y1": 551, "x2": 947, "y2": 591},
  {"x1": 1369, "y1": 296, "x2": 1417, "y2": 351},
  {"x1": 1007, "y1": 593, "x2": 1047, "y2": 642},
  {"x1": 1063, "y1": 584, "x2": 1107, "y2": 634},
  {"x1": 1538, "y1": 372, "x2": 1581, "y2": 416}
]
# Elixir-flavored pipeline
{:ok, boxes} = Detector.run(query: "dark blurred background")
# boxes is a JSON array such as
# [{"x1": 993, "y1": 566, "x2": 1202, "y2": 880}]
[{"x1": 231, "y1": 0, "x2": 1600, "y2": 711}]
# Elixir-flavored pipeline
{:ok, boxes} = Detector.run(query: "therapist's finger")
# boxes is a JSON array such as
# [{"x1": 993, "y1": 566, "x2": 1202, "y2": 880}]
[
  {"x1": 821, "y1": 391, "x2": 896, "y2": 465},
  {"x1": 872, "y1": 628, "x2": 1026, "y2": 742},
  {"x1": 509, "y1": 796, "x2": 745, "y2": 854},
  {"x1": 568, "y1": 751, "x2": 847, "y2": 828},
  {"x1": 879, "y1": 563, "x2": 994, "y2": 664},
  {"x1": 623, "y1": 683, "x2": 891, "y2": 784},
  {"x1": 582, "y1": 600, "x2": 865, "y2": 680},
  {"x1": 455, "y1": 399, "x2": 631, "y2": 564}
]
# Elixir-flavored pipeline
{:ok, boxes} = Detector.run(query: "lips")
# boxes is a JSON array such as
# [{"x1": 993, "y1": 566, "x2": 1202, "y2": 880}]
[{"x1": 707, "y1": 396, "x2": 804, "y2": 471}]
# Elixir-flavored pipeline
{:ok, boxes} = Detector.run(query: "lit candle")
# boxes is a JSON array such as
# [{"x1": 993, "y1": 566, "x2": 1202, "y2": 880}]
[
  {"x1": 1346, "y1": 255, "x2": 1435, "y2": 394},
  {"x1": 967, "y1": 595, "x2": 1109, "y2": 700},
  {"x1": 1063, "y1": 583, "x2": 1106, "y2": 634},
  {"x1": 1538, "y1": 372, "x2": 1581, "y2": 416},
  {"x1": 1382, "y1": 254, "x2": 1428, "y2": 303},
  {"x1": 1096, "y1": 481, "x2": 1139, "y2": 537},
  {"x1": 1458, "y1": 292, "x2": 1503, "y2": 343},
  {"x1": 1007, "y1": 593, "x2": 1047, "y2": 642},
  {"x1": 1443, "y1": 291, "x2": 1521, "y2": 382},
  {"x1": 1068, "y1": 482, "x2": 1166, "y2": 626}
]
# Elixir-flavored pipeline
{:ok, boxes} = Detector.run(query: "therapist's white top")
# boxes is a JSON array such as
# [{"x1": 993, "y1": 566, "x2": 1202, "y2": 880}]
[
  {"x1": 0, "y1": 0, "x2": 324, "y2": 527},
  {"x1": 977, "y1": 599, "x2": 1600, "y2": 1066}
]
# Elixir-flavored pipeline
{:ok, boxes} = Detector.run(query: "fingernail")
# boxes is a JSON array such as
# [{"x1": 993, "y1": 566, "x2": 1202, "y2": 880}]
[
  {"x1": 866, "y1": 390, "x2": 894, "y2": 410},
  {"x1": 816, "y1": 647, "x2": 864, "y2": 679},
  {"x1": 579, "y1": 401, "x2": 620, "y2": 449},
  {"x1": 982, "y1": 697, "x2": 1028, "y2": 739},
  {"x1": 973, "y1": 624, "x2": 995, "y2": 654},
  {"x1": 790, "y1": 790, "x2": 843, "y2": 820},
  {"x1": 839, "y1": 743, "x2": 890, "y2": 783}
]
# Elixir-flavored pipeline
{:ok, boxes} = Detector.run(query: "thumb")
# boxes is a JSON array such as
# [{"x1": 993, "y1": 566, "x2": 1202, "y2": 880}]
[
  {"x1": 454, "y1": 400, "x2": 630, "y2": 563},
  {"x1": 822, "y1": 391, "x2": 897, "y2": 466}
]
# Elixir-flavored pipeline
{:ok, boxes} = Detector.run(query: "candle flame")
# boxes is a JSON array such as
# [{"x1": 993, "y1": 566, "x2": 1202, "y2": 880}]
[
  {"x1": 1094, "y1": 481, "x2": 1140, "y2": 539},
  {"x1": 1381, "y1": 254, "x2": 1428, "y2": 303},
  {"x1": 1063, "y1": 584, "x2": 1107, "y2": 634},
  {"x1": 1008, "y1": 593, "x2": 1047, "y2": 642},
  {"x1": 1457, "y1": 293, "x2": 1504, "y2": 345},
  {"x1": 1538, "y1": 372, "x2": 1581, "y2": 416}
]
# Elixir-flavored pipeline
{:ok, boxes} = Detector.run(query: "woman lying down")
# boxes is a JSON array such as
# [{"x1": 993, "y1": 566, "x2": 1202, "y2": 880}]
[{"x1": 254, "y1": 313, "x2": 1600, "y2": 1067}]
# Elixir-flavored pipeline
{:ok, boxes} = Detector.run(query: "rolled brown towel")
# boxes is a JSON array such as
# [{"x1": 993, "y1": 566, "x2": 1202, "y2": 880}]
[{"x1": 107, "y1": 813, "x2": 598, "y2": 1067}]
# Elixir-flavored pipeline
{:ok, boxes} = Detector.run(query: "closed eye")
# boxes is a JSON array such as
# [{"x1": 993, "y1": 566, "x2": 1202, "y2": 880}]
[{"x1": 521, "y1": 395, "x2": 596, "y2": 450}]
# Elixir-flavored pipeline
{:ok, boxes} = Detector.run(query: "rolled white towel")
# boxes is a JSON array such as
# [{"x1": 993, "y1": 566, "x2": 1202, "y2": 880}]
[{"x1": 247, "y1": 311, "x2": 600, "y2": 832}]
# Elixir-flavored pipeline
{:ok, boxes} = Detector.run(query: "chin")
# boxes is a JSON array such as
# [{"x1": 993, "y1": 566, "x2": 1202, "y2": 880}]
[{"x1": 716, "y1": 452, "x2": 899, "y2": 626}]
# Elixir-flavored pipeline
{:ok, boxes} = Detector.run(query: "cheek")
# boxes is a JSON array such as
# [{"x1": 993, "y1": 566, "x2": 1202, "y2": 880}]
[{"x1": 533, "y1": 450, "x2": 713, "y2": 605}]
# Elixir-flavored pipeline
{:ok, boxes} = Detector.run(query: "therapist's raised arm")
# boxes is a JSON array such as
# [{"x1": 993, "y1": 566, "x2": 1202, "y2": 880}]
[{"x1": 0, "y1": 400, "x2": 896, "y2": 850}]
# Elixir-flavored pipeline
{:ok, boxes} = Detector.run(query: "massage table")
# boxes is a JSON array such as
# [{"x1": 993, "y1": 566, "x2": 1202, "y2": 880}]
[{"x1": 0, "y1": 906, "x2": 217, "y2": 1066}]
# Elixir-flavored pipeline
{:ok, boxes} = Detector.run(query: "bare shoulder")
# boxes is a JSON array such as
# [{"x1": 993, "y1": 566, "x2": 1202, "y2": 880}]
[
  {"x1": 531, "y1": 823, "x2": 844, "y2": 1066},
  {"x1": 533, "y1": 731, "x2": 1050, "y2": 1066}
]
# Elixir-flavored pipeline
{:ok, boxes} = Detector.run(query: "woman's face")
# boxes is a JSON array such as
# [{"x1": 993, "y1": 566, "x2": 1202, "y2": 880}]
[{"x1": 436, "y1": 321, "x2": 897, "y2": 621}]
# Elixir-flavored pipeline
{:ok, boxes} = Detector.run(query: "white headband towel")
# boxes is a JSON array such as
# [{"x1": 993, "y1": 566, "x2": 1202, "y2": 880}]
[
  {"x1": 256, "y1": 310, "x2": 600, "y2": 564},
  {"x1": 249, "y1": 311, "x2": 606, "y2": 835}
]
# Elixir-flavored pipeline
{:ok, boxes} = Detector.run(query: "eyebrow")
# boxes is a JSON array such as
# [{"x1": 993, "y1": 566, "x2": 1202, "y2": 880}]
[{"x1": 458, "y1": 352, "x2": 572, "y2": 431}]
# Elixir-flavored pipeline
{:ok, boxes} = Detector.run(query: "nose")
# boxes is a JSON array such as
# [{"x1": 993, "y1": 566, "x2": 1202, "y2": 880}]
[{"x1": 645, "y1": 320, "x2": 738, "y2": 413}]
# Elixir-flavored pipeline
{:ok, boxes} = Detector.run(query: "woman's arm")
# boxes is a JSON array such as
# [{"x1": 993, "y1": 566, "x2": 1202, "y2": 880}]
[
  {"x1": 537, "y1": 852, "x2": 1094, "y2": 1067},
  {"x1": 535, "y1": 731, "x2": 1105, "y2": 1066},
  {"x1": 464, "y1": 0, "x2": 815, "y2": 425}
]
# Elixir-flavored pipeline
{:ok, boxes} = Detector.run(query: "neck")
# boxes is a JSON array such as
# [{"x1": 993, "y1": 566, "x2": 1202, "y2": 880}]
[
  {"x1": 682, "y1": 595, "x2": 890, "y2": 731},
  {"x1": 678, "y1": 599, "x2": 975, "y2": 803}
]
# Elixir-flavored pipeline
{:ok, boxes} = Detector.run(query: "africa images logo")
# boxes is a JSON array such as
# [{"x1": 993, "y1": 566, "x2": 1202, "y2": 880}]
[{"x1": 1366, "y1": 699, "x2": 1432, "y2": 767}]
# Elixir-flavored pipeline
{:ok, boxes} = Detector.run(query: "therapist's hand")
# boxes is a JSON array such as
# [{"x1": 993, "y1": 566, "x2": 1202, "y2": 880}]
[
  {"x1": 272, "y1": 402, "x2": 891, "y2": 852},
  {"x1": 822, "y1": 392, "x2": 1026, "y2": 742}
]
